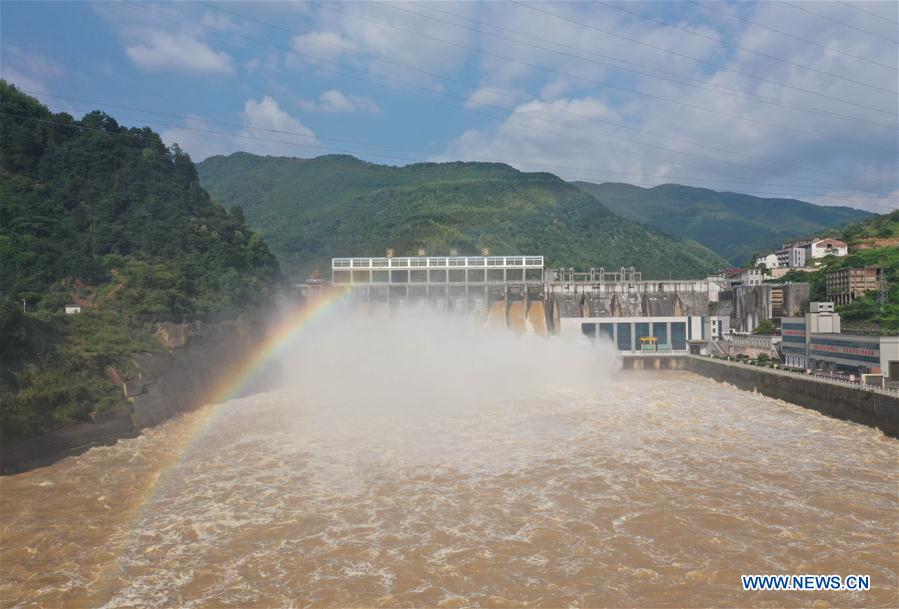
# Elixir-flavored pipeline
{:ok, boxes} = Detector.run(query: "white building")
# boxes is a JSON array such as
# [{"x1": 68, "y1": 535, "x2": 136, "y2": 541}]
[
  {"x1": 775, "y1": 237, "x2": 847, "y2": 269},
  {"x1": 728, "y1": 268, "x2": 764, "y2": 287},
  {"x1": 755, "y1": 253, "x2": 779, "y2": 269},
  {"x1": 808, "y1": 238, "x2": 848, "y2": 259},
  {"x1": 775, "y1": 246, "x2": 807, "y2": 268},
  {"x1": 560, "y1": 315, "x2": 705, "y2": 352},
  {"x1": 706, "y1": 315, "x2": 730, "y2": 339}
]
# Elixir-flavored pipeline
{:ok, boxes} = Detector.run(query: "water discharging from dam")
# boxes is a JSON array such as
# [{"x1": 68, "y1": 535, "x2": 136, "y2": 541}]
[{"x1": 1, "y1": 313, "x2": 897, "y2": 608}]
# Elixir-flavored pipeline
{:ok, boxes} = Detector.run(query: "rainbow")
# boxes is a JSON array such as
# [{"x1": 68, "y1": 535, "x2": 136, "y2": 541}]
[
  {"x1": 96, "y1": 287, "x2": 354, "y2": 596},
  {"x1": 145, "y1": 285, "x2": 353, "y2": 499}
]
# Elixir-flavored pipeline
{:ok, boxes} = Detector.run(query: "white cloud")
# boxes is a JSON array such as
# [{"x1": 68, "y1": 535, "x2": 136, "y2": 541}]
[
  {"x1": 288, "y1": 2, "x2": 474, "y2": 85},
  {"x1": 441, "y1": 1, "x2": 897, "y2": 213},
  {"x1": 465, "y1": 85, "x2": 528, "y2": 110},
  {"x1": 0, "y1": 46, "x2": 64, "y2": 93},
  {"x1": 126, "y1": 31, "x2": 234, "y2": 74},
  {"x1": 298, "y1": 89, "x2": 381, "y2": 114},
  {"x1": 162, "y1": 97, "x2": 320, "y2": 161}
]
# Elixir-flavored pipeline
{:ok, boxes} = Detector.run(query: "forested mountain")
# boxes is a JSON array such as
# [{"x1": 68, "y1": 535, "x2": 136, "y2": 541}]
[
  {"x1": 573, "y1": 182, "x2": 872, "y2": 266},
  {"x1": 0, "y1": 82, "x2": 281, "y2": 439},
  {"x1": 197, "y1": 153, "x2": 725, "y2": 280},
  {"x1": 1, "y1": 82, "x2": 280, "y2": 313}
]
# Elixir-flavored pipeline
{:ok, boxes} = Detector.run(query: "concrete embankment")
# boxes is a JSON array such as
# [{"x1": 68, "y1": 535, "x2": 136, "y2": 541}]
[
  {"x1": 684, "y1": 356, "x2": 899, "y2": 438},
  {"x1": 1, "y1": 320, "x2": 278, "y2": 474}
]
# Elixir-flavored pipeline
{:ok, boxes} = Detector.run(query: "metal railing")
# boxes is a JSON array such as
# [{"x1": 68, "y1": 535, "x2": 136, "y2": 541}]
[
  {"x1": 689, "y1": 354, "x2": 899, "y2": 397},
  {"x1": 333, "y1": 256, "x2": 543, "y2": 269}
]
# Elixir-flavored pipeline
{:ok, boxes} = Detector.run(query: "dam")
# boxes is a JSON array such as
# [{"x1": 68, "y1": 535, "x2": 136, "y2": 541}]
[{"x1": 330, "y1": 255, "x2": 710, "y2": 344}]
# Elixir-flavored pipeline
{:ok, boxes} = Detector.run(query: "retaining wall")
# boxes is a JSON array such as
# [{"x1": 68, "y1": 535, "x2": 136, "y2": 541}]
[{"x1": 685, "y1": 356, "x2": 899, "y2": 438}]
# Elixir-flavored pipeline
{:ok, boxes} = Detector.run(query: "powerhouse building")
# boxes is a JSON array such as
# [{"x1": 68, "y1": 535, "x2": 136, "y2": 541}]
[{"x1": 781, "y1": 303, "x2": 899, "y2": 380}]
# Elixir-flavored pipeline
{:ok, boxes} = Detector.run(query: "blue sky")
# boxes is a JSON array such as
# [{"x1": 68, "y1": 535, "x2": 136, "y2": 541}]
[{"x1": 2, "y1": 1, "x2": 897, "y2": 211}]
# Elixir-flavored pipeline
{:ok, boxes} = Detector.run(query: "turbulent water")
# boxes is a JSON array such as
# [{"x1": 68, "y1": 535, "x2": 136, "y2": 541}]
[{"x1": 1, "y1": 318, "x2": 897, "y2": 608}]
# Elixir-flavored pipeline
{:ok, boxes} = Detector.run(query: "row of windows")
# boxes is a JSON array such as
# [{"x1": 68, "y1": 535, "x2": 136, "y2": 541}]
[
  {"x1": 809, "y1": 349, "x2": 880, "y2": 364},
  {"x1": 333, "y1": 256, "x2": 543, "y2": 268},
  {"x1": 582, "y1": 322, "x2": 687, "y2": 351},
  {"x1": 811, "y1": 338, "x2": 880, "y2": 351}
]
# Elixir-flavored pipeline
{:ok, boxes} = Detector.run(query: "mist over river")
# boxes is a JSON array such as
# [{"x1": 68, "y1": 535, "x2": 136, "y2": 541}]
[{"x1": 1, "y1": 316, "x2": 897, "y2": 608}]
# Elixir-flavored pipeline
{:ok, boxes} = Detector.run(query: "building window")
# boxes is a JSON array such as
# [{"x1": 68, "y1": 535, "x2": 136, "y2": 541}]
[
  {"x1": 651, "y1": 322, "x2": 667, "y2": 346},
  {"x1": 581, "y1": 323, "x2": 597, "y2": 338},
  {"x1": 617, "y1": 323, "x2": 632, "y2": 351},
  {"x1": 600, "y1": 323, "x2": 614, "y2": 342},
  {"x1": 671, "y1": 322, "x2": 687, "y2": 350},
  {"x1": 635, "y1": 322, "x2": 650, "y2": 344}
]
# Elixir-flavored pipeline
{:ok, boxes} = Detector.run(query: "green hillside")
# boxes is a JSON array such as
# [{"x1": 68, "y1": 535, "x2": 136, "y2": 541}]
[
  {"x1": 197, "y1": 153, "x2": 725, "y2": 280},
  {"x1": 573, "y1": 182, "x2": 872, "y2": 266},
  {"x1": 0, "y1": 83, "x2": 281, "y2": 439}
]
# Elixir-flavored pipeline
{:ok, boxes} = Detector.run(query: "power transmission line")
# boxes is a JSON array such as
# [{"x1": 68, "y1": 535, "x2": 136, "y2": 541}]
[
  {"x1": 3, "y1": 110, "x2": 890, "y2": 203},
  {"x1": 780, "y1": 1, "x2": 898, "y2": 44},
  {"x1": 591, "y1": 0, "x2": 896, "y2": 87},
  {"x1": 512, "y1": 1, "x2": 897, "y2": 101},
  {"x1": 325, "y1": 0, "x2": 896, "y2": 116},
  {"x1": 193, "y1": 0, "x2": 896, "y2": 153},
  {"x1": 23, "y1": 89, "x2": 890, "y2": 195},
  {"x1": 193, "y1": 0, "x2": 896, "y2": 182},
  {"x1": 835, "y1": 1, "x2": 899, "y2": 26},
  {"x1": 688, "y1": 1, "x2": 897, "y2": 68},
  {"x1": 385, "y1": 0, "x2": 895, "y2": 127},
  {"x1": 125, "y1": 2, "x2": 895, "y2": 188}
]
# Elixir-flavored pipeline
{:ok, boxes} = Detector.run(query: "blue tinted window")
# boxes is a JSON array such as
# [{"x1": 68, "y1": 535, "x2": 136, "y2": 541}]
[
  {"x1": 671, "y1": 322, "x2": 687, "y2": 350},
  {"x1": 652, "y1": 323, "x2": 668, "y2": 345},
  {"x1": 617, "y1": 323, "x2": 632, "y2": 351}
]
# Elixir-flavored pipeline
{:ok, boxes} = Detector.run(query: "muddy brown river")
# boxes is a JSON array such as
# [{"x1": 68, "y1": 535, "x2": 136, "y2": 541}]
[{"x1": 1, "y1": 371, "x2": 897, "y2": 608}]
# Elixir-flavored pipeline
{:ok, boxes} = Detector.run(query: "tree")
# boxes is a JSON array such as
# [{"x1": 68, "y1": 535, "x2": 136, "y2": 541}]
[{"x1": 752, "y1": 318, "x2": 778, "y2": 335}]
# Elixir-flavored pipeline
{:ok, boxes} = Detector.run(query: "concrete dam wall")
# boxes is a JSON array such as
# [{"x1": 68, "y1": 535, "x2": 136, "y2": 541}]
[
  {"x1": 0, "y1": 320, "x2": 276, "y2": 474},
  {"x1": 685, "y1": 356, "x2": 899, "y2": 438}
]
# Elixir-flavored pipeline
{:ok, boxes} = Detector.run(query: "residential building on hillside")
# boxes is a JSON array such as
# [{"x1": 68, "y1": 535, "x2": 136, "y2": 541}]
[
  {"x1": 726, "y1": 268, "x2": 763, "y2": 288},
  {"x1": 809, "y1": 238, "x2": 848, "y2": 259},
  {"x1": 782, "y1": 236, "x2": 817, "y2": 249},
  {"x1": 755, "y1": 253, "x2": 779, "y2": 269},
  {"x1": 767, "y1": 237, "x2": 847, "y2": 270},
  {"x1": 826, "y1": 267, "x2": 884, "y2": 305},
  {"x1": 776, "y1": 246, "x2": 806, "y2": 268}
]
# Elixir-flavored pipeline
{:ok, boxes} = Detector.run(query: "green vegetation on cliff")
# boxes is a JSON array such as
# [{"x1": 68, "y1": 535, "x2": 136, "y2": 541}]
[
  {"x1": 196, "y1": 152, "x2": 725, "y2": 281},
  {"x1": 0, "y1": 83, "x2": 281, "y2": 440},
  {"x1": 573, "y1": 181, "x2": 872, "y2": 266}
]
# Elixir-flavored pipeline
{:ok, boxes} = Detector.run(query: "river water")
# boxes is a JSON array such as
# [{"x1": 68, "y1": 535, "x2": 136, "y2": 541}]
[{"x1": 1, "y1": 317, "x2": 897, "y2": 608}]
